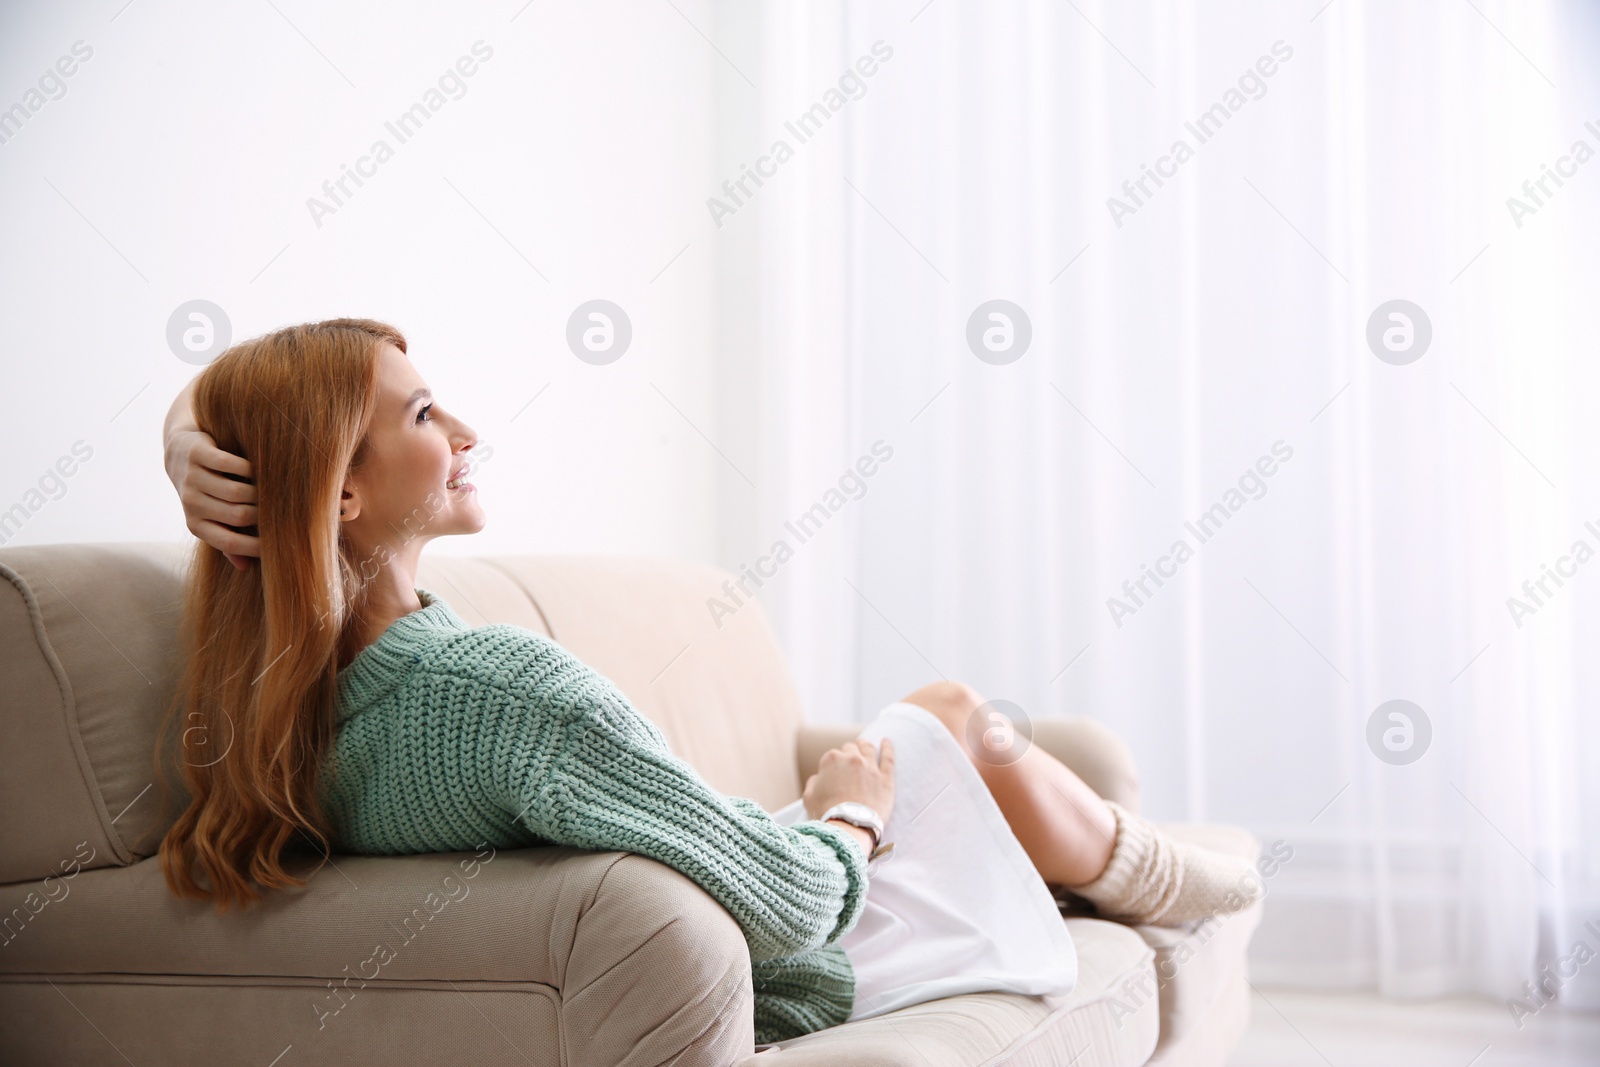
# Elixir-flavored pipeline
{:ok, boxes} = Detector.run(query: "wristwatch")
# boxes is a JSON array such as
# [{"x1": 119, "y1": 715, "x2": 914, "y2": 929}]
[{"x1": 820, "y1": 801, "x2": 886, "y2": 858}]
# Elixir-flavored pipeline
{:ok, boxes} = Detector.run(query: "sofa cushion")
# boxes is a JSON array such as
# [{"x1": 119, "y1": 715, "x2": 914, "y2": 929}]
[
  {"x1": 0, "y1": 543, "x2": 811, "y2": 886},
  {"x1": 0, "y1": 542, "x2": 191, "y2": 882},
  {"x1": 746, "y1": 917, "x2": 1159, "y2": 1066},
  {"x1": 473, "y1": 555, "x2": 807, "y2": 810}
]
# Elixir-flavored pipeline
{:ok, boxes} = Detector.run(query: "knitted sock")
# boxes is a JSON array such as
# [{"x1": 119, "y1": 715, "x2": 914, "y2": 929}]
[{"x1": 1066, "y1": 800, "x2": 1263, "y2": 927}]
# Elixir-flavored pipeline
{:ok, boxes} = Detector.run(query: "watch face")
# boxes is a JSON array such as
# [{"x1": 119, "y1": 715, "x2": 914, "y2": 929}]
[{"x1": 833, "y1": 802, "x2": 882, "y2": 828}]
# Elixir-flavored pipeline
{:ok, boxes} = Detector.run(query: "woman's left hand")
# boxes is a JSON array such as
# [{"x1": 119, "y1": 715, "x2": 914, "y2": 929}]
[
  {"x1": 802, "y1": 737, "x2": 896, "y2": 826},
  {"x1": 165, "y1": 427, "x2": 260, "y2": 570}
]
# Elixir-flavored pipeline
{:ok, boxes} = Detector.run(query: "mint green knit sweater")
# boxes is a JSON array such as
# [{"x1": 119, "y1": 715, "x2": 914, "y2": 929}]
[{"x1": 316, "y1": 587, "x2": 868, "y2": 1043}]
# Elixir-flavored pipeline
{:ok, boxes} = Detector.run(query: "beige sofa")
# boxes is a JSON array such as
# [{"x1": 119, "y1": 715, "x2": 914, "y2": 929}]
[{"x1": 0, "y1": 542, "x2": 1263, "y2": 1066}]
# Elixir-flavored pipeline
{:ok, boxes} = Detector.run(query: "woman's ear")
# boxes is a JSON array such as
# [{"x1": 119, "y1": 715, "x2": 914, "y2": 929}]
[{"x1": 339, "y1": 482, "x2": 362, "y2": 521}]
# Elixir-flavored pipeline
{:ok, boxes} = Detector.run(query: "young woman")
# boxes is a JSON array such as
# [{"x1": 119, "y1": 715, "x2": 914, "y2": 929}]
[{"x1": 158, "y1": 318, "x2": 1261, "y2": 1044}]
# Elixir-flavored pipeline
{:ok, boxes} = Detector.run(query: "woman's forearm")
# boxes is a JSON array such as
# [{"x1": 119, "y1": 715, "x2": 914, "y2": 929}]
[
  {"x1": 489, "y1": 653, "x2": 870, "y2": 960},
  {"x1": 824, "y1": 819, "x2": 875, "y2": 860},
  {"x1": 164, "y1": 376, "x2": 200, "y2": 445},
  {"x1": 162, "y1": 377, "x2": 203, "y2": 493}
]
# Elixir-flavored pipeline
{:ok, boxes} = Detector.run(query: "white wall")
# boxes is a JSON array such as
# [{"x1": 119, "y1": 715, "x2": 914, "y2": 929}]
[{"x1": 0, "y1": 0, "x2": 731, "y2": 563}]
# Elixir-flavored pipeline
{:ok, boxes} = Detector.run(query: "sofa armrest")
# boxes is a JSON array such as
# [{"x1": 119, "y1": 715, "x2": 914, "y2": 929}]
[
  {"x1": 562, "y1": 853, "x2": 756, "y2": 1066},
  {"x1": 795, "y1": 714, "x2": 1140, "y2": 814},
  {"x1": 0, "y1": 847, "x2": 755, "y2": 1067},
  {"x1": 794, "y1": 723, "x2": 860, "y2": 795},
  {"x1": 1029, "y1": 716, "x2": 1141, "y2": 814}
]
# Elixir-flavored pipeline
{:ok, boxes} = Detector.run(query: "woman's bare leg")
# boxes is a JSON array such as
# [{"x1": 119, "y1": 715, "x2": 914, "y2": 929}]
[{"x1": 900, "y1": 680, "x2": 1115, "y2": 887}]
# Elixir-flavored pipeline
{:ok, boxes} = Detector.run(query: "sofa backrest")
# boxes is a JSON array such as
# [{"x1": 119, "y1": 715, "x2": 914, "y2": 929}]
[{"x1": 0, "y1": 542, "x2": 807, "y2": 885}]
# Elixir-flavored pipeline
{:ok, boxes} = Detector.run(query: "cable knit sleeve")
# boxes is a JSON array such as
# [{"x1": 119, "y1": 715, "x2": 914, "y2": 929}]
[{"x1": 462, "y1": 628, "x2": 869, "y2": 963}]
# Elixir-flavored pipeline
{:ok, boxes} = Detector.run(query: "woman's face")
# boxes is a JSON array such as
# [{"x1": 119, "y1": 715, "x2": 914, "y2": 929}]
[{"x1": 340, "y1": 343, "x2": 484, "y2": 555}]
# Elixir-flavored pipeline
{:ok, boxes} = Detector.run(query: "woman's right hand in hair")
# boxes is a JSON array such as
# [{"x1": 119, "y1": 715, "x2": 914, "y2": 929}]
[
  {"x1": 802, "y1": 737, "x2": 896, "y2": 827},
  {"x1": 164, "y1": 427, "x2": 259, "y2": 570}
]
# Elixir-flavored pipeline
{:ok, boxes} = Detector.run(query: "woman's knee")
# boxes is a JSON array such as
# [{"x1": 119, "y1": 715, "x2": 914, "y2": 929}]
[
  {"x1": 901, "y1": 679, "x2": 987, "y2": 737},
  {"x1": 902, "y1": 681, "x2": 1033, "y2": 775}
]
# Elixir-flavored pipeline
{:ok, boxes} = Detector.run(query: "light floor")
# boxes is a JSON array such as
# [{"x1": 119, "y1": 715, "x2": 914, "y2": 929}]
[{"x1": 1229, "y1": 986, "x2": 1600, "y2": 1066}]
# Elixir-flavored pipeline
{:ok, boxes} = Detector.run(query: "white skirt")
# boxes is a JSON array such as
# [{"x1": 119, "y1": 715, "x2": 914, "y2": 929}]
[{"x1": 771, "y1": 701, "x2": 1078, "y2": 1021}]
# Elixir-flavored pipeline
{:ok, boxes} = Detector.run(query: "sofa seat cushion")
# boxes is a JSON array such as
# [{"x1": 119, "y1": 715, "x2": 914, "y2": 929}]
[{"x1": 745, "y1": 917, "x2": 1158, "y2": 1066}]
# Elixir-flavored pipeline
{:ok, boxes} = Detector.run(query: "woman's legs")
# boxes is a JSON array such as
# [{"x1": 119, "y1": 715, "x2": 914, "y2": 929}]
[
  {"x1": 900, "y1": 679, "x2": 1265, "y2": 926},
  {"x1": 899, "y1": 680, "x2": 1115, "y2": 887}
]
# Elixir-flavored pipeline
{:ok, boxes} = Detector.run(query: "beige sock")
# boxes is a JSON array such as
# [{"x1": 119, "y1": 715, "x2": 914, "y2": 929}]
[{"x1": 1067, "y1": 800, "x2": 1264, "y2": 927}]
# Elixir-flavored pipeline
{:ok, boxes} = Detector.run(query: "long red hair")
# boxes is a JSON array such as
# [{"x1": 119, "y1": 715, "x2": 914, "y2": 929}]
[{"x1": 155, "y1": 318, "x2": 403, "y2": 911}]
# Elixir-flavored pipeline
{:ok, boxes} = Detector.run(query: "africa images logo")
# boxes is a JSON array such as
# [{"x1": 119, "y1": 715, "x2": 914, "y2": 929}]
[
  {"x1": 1106, "y1": 441, "x2": 1294, "y2": 627},
  {"x1": 1106, "y1": 40, "x2": 1294, "y2": 228}
]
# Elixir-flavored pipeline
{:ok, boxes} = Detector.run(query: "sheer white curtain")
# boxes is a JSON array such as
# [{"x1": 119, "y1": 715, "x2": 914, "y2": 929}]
[{"x1": 728, "y1": 0, "x2": 1600, "y2": 1006}]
